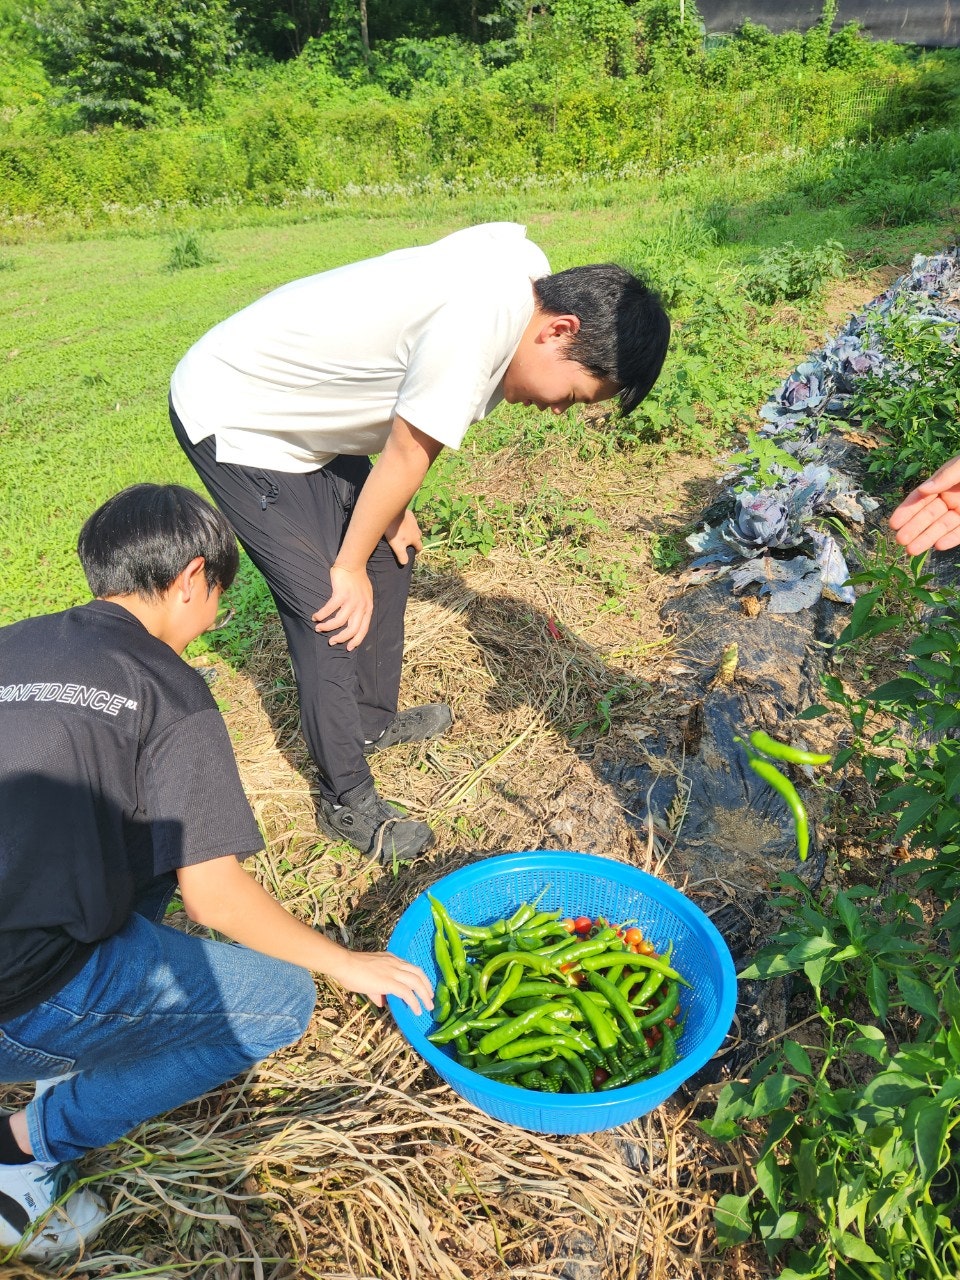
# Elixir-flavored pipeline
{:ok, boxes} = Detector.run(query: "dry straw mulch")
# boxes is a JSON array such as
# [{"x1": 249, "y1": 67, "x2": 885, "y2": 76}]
[{"x1": 2, "y1": 443, "x2": 768, "y2": 1280}]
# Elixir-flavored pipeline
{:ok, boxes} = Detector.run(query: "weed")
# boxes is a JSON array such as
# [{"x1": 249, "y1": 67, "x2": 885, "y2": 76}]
[
  {"x1": 741, "y1": 239, "x2": 847, "y2": 305},
  {"x1": 569, "y1": 683, "x2": 634, "y2": 739},
  {"x1": 649, "y1": 532, "x2": 686, "y2": 573},
  {"x1": 726, "y1": 430, "x2": 804, "y2": 489},
  {"x1": 166, "y1": 230, "x2": 215, "y2": 272}
]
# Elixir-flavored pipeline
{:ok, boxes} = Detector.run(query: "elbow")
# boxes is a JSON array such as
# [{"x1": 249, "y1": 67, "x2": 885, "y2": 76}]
[{"x1": 178, "y1": 884, "x2": 225, "y2": 932}]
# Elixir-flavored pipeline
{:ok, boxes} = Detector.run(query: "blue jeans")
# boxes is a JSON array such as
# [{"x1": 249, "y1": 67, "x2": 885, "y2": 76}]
[{"x1": 0, "y1": 895, "x2": 316, "y2": 1163}]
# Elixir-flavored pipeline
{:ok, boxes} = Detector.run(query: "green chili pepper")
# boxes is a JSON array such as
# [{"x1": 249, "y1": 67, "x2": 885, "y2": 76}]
[
  {"x1": 660, "y1": 1021, "x2": 678, "y2": 1071},
  {"x1": 433, "y1": 981, "x2": 452, "y2": 1025},
  {"x1": 431, "y1": 923, "x2": 460, "y2": 1005},
  {"x1": 579, "y1": 951, "x2": 684, "y2": 984},
  {"x1": 749, "y1": 756, "x2": 810, "y2": 861},
  {"x1": 476, "y1": 1004, "x2": 555, "y2": 1054},
  {"x1": 429, "y1": 895, "x2": 469, "y2": 974},
  {"x1": 600, "y1": 1051, "x2": 663, "y2": 1090},
  {"x1": 636, "y1": 980, "x2": 680, "y2": 1030},
  {"x1": 749, "y1": 729, "x2": 831, "y2": 767},
  {"x1": 477, "y1": 950, "x2": 563, "y2": 999},
  {"x1": 585, "y1": 972, "x2": 644, "y2": 1048},
  {"x1": 620, "y1": 965, "x2": 666, "y2": 1009},
  {"x1": 555, "y1": 1053, "x2": 593, "y2": 1093},
  {"x1": 476, "y1": 961, "x2": 524, "y2": 1020},
  {"x1": 471, "y1": 1055, "x2": 555, "y2": 1079},
  {"x1": 497, "y1": 1032, "x2": 598, "y2": 1061},
  {"x1": 548, "y1": 1045, "x2": 595, "y2": 1092},
  {"x1": 427, "y1": 1007, "x2": 479, "y2": 1044},
  {"x1": 540, "y1": 926, "x2": 620, "y2": 960},
  {"x1": 566, "y1": 987, "x2": 619, "y2": 1051},
  {"x1": 505, "y1": 888, "x2": 548, "y2": 931}
]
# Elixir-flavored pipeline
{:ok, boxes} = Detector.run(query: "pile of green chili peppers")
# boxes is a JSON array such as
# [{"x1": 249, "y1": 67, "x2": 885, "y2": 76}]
[{"x1": 425, "y1": 893, "x2": 690, "y2": 1095}]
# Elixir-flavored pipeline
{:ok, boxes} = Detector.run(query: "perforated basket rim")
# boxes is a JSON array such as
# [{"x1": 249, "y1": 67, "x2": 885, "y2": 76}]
[{"x1": 387, "y1": 850, "x2": 738, "y2": 1124}]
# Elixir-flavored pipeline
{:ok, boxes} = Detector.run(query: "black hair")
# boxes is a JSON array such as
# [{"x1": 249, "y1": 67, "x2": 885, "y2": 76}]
[
  {"x1": 533, "y1": 265, "x2": 670, "y2": 414},
  {"x1": 77, "y1": 483, "x2": 239, "y2": 599}
]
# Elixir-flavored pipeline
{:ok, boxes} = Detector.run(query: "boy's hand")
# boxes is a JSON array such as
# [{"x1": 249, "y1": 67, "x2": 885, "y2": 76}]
[
  {"x1": 313, "y1": 565, "x2": 373, "y2": 650},
  {"x1": 890, "y1": 454, "x2": 960, "y2": 554},
  {"x1": 327, "y1": 949, "x2": 434, "y2": 1015},
  {"x1": 385, "y1": 509, "x2": 423, "y2": 566}
]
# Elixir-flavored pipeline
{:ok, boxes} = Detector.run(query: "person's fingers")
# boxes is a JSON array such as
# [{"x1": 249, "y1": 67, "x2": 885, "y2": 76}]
[
  {"x1": 892, "y1": 500, "x2": 960, "y2": 553},
  {"x1": 889, "y1": 488, "x2": 937, "y2": 530}
]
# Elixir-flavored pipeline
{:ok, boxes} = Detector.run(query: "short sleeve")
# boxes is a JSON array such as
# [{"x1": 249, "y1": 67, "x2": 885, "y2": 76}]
[
  {"x1": 395, "y1": 279, "x2": 534, "y2": 448},
  {"x1": 142, "y1": 709, "x2": 264, "y2": 873}
]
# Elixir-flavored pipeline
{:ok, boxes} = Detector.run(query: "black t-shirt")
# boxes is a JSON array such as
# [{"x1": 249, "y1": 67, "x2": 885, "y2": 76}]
[{"x1": 0, "y1": 600, "x2": 264, "y2": 1018}]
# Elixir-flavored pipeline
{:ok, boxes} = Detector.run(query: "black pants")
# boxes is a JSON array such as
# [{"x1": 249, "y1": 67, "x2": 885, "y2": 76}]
[{"x1": 172, "y1": 406, "x2": 413, "y2": 804}]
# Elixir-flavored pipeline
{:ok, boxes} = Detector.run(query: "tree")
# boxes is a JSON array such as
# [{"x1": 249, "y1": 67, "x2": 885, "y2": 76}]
[{"x1": 29, "y1": 0, "x2": 236, "y2": 126}]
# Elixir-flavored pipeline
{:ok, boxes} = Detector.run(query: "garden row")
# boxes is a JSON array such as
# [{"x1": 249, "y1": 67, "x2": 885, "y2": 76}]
[{"x1": 705, "y1": 257, "x2": 960, "y2": 1280}]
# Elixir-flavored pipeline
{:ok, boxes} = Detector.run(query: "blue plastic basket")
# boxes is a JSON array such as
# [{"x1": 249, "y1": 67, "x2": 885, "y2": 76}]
[{"x1": 387, "y1": 850, "x2": 737, "y2": 1134}]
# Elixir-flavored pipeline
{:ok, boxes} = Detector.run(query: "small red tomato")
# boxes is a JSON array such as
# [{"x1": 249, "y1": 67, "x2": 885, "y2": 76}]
[
  {"x1": 624, "y1": 927, "x2": 644, "y2": 947},
  {"x1": 664, "y1": 1017, "x2": 677, "y2": 1029},
  {"x1": 639, "y1": 941, "x2": 657, "y2": 956},
  {"x1": 593, "y1": 1066, "x2": 610, "y2": 1087},
  {"x1": 573, "y1": 916, "x2": 593, "y2": 934},
  {"x1": 650, "y1": 1026, "x2": 662, "y2": 1044},
  {"x1": 559, "y1": 918, "x2": 576, "y2": 933},
  {"x1": 559, "y1": 961, "x2": 577, "y2": 974}
]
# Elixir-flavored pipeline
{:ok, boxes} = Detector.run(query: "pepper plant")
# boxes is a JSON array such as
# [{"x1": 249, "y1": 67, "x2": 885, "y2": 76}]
[{"x1": 704, "y1": 875, "x2": 960, "y2": 1280}]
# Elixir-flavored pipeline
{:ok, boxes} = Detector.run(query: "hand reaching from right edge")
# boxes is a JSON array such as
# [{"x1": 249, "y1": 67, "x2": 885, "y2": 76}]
[{"x1": 889, "y1": 454, "x2": 960, "y2": 555}]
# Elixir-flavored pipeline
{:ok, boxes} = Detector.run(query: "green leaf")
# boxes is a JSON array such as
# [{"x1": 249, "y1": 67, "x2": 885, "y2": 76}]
[
  {"x1": 941, "y1": 970, "x2": 960, "y2": 1023},
  {"x1": 781, "y1": 1040, "x2": 813, "y2": 1076},
  {"x1": 787, "y1": 935, "x2": 836, "y2": 964},
  {"x1": 755, "y1": 1148, "x2": 783, "y2": 1214},
  {"x1": 866, "y1": 963, "x2": 889, "y2": 1022},
  {"x1": 893, "y1": 792, "x2": 940, "y2": 840},
  {"x1": 896, "y1": 970, "x2": 940, "y2": 1020},
  {"x1": 870, "y1": 675, "x2": 926, "y2": 705},
  {"x1": 834, "y1": 892, "x2": 863, "y2": 942},
  {"x1": 714, "y1": 1193, "x2": 753, "y2": 1247},
  {"x1": 797, "y1": 703, "x2": 829, "y2": 720},
  {"x1": 748, "y1": 1073, "x2": 802, "y2": 1118},
  {"x1": 909, "y1": 1097, "x2": 948, "y2": 1182},
  {"x1": 830, "y1": 1230, "x2": 884, "y2": 1264}
]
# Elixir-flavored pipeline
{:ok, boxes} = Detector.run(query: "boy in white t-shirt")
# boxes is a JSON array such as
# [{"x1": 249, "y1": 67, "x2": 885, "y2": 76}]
[{"x1": 170, "y1": 222, "x2": 670, "y2": 860}]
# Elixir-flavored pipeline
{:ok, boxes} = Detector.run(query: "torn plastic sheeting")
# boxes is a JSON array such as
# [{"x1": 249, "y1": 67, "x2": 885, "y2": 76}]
[{"x1": 729, "y1": 553, "x2": 823, "y2": 614}]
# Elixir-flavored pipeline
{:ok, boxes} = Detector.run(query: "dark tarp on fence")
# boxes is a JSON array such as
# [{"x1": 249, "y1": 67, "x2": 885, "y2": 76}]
[{"x1": 697, "y1": 2, "x2": 960, "y2": 47}]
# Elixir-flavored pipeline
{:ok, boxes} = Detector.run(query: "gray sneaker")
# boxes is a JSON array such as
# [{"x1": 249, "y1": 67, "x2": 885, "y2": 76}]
[
  {"x1": 363, "y1": 704, "x2": 453, "y2": 756},
  {"x1": 316, "y1": 781, "x2": 435, "y2": 860}
]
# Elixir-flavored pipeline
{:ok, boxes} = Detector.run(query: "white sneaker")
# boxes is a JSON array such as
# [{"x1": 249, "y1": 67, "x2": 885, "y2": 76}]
[{"x1": 0, "y1": 1159, "x2": 107, "y2": 1262}]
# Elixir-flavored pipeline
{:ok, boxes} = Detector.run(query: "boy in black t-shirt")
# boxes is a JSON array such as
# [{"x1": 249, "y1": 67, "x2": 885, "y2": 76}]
[{"x1": 0, "y1": 484, "x2": 432, "y2": 1264}]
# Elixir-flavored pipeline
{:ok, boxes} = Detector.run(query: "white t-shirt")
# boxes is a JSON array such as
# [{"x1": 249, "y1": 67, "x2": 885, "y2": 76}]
[{"x1": 170, "y1": 222, "x2": 550, "y2": 473}]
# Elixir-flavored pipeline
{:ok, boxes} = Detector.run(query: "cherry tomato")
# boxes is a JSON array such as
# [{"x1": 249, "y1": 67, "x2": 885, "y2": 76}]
[
  {"x1": 573, "y1": 916, "x2": 593, "y2": 935},
  {"x1": 559, "y1": 918, "x2": 577, "y2": 933},
  {"x1": 624, "y1": 927, "x2": 644, "y2": 947},
  {"x1": 593, "y1": 1066, "x2": 610, "y2": 1087},
  {"x1": 639, "y1": 941, "x2": 657, "y2": 956}
]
